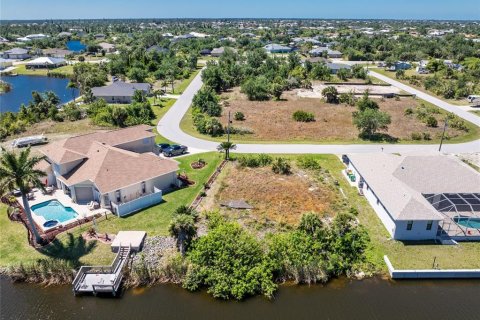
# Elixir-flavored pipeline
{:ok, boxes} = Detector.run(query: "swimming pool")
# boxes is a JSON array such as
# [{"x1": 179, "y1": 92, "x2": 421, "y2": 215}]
[
  {"x1": 31, "y1": 200, "x2": 78, "y2": 223},
  {"x1": 454, "y1": 217, "x2": 480, "y2": 229}
]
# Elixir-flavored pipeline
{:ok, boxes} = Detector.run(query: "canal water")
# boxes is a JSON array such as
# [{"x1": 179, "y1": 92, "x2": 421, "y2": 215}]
[
  {"x1": 1, "y1": 277, "x2": 479, "y2": 320},
  {"x1": 66, "y1": 40, "x2": 86, "y2": 52},
  {"x1": 0, "y1": 75, "x2": 78, "y2": 113}
]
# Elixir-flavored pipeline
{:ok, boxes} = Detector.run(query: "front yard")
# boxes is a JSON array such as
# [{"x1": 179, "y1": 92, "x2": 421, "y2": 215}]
[{"x1": 13, "y1": 64, "x2": 74, "y2": 77}]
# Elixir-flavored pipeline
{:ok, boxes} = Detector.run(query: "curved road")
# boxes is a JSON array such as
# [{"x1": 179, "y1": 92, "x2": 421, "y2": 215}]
[{"x1": 158, "y1": 70, "x2": 480, "y2": 154}]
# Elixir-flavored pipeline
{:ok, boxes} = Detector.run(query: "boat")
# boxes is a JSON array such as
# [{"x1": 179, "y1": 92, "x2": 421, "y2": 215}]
[{"x1": 11, "y1": 134, "x2": 48, "y2": 148}]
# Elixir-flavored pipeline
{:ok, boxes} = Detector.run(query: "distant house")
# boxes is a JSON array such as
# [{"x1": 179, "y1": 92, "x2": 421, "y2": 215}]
[
  {"x1": 0, "y1": 36, "x2": 9, "y2": 43},
  {"x1": 326, "y1": 63, "x2": 352, "y2": 74},
  {"x1": 264, "y1": 44, "x2": 292, "y2": 54},
  {"x1": 94, "y1": 34, "x2": 106, "y2": 40},
  {"x1": 444, "y1": 60, "x2": 463, "y2": 71},
  {"x1": 146, "y1": 45, "x2": 168, "y2": 54},
  {"x1": 17, "y1": 34, "x2": 49, "y2": 42},
  {"x1": 388, "y1": 61, "x2": 411, "y2": 71},
  {"x1": 211, "y1": 47, "x2": 225, "y2": 57},
  {"x1": 309, "y1": 47, "x2": 343, "y2": 58},
  {"x1": 39, "y1": 125, "x2": 179, "y2": 217},
  {"x1": 345, "y1": 153, "x2": 480, "y2": 241},
  {"x1": 162, "y1": 33, "x2": 174, "y2": 38},
  {"x1": 92, "y1": 81, "x2": 151, "y2": 104},
  {"x1": 98, "y1": 42, "x2": 116, "y2": 53},
  {"x1": 25, "y1": 57, "x2": 67, "y2": 69},
  {"x1": 199, "y1": 49, "x2": 212, "y2": 56},
  {"x1": 57, "y1": 31, "x2": 72, "y2": 38},
  {"x1": 42, "y1": 48, "x2": 73, "y2": 58},
  {"x1": 302, "y1": 57, "x2": 328, "y2": 64},
  {"x1": 2, "y1": 47, "x2": 30, "y2": 60}
]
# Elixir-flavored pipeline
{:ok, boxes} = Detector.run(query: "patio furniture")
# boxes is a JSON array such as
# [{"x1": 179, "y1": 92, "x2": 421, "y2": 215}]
[
  {"x1": 43, "y1": 186, "x2": 54, "y2": 195},
  {"x1": 88, "y1": 201, "x2": 100, "y2": 210},
  {"x1": 27, "y1": 192, "x2": 35, "y2": 200}
]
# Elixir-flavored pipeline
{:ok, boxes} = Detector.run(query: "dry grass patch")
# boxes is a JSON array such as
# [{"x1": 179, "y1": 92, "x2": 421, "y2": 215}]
[
  {"x1": 216, "y1": 88, "x2": 472, "y2": 143},
  {"x1": 210, "y1": 162, "x2": 340, "y2": 229}
]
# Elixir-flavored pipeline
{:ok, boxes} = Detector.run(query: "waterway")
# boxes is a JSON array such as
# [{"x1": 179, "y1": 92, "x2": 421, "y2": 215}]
[
  {"x1": 0, "y1": 75, "x2": 78, "y2": 113},
  {"x1": 1, "y1": 277, "x2": 479, "y2": 320},
  {"x1": 66, "y1": 40, "x2": 87, "y2": 52}
]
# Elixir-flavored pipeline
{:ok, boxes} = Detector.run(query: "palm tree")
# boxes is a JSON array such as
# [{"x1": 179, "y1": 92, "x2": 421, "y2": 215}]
[
  {"x1": 321, "y1": 86, "x2": 339, "y2": 104},
  {"x1": 168, "y1": 214, "x2": 197, "y2": 256},
  {"x1": 217, "y1": 141, "x2": 236, "y2": 160},
  {"x1": 152, "y1": 89, "x2": 162, "y2": 105},
  {"x1": 0, "y1": 147, "x2": 47, "y2": 245},
  {"x1": 67, "y1": 81, "x2": 78, "y2": 102}
]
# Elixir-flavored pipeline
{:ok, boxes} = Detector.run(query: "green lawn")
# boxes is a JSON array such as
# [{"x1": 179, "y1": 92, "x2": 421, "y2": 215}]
[
  {"x1": 180, "y1": 100, "x2": 480, "y2": 145},
  {"x1": 13, "y1": 64, "x2": 74, "y2": 77},
  {"x1": 149, "y1": 98, "x2": 177, "y2": 145},
  {"x1": 0, "y1": 152, "x2": 222, "y2": 268},
  {"x1": 172, "y1": 68, "x2": 200, "y2": 94},
  {"x1": 371, "y1": 68, "x2": 469, "y2": 106},
  {"x1": 470, "y1": 110, "x2": 480, "y2": 117}
]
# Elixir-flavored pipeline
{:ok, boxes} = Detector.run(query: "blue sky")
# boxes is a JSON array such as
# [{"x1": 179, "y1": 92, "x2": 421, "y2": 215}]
[{"x1": 1, "y1": 0, "x2": 479, "y2": 20}]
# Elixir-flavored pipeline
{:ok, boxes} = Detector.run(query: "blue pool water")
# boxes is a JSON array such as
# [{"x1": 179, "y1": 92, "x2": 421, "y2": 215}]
[
  {"x1": 454, "y1": 217, "x2": 480, "y2": 229},
  {"x1": 66, "y1": 40, "x2": 86, "y2": 52},
  {"x1": 31, "y1": 200, "x2": 78, "y2": 223},
  {"x1": 0, "y1": 75, "x2": 78, "y2": 113}
]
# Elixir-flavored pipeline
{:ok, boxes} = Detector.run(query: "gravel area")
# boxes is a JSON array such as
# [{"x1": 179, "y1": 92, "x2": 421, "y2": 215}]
[{"x1": 132, "y1": 236, "x2": 176, "y2": 267}]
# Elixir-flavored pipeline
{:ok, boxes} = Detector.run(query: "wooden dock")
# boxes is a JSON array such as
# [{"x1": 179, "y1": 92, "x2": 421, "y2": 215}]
[{"x1": 72, "y1": 245, "x2": 131, "y2": 296}]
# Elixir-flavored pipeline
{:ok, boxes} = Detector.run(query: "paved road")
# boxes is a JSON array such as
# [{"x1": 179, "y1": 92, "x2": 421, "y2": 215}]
[
  {"x1": 368, "y1": 70, "x2": 480, "y2": 127},
  {"x1": 158, "y1": 70, "x2": 480, "y2": 154}
]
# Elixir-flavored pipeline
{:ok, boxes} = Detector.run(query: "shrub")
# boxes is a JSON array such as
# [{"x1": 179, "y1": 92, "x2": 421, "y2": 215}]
[
  {"x1": 404, "y1": 108, "x2": 414, "y2": 116},
  {"x1": 297, "y1": 156, "x2": 322, "y2": 170},
  {"x1": 425, "y1": 116, "x2": 438, "y2": 127},
  {"x1": 293, "y1": 110, "x2": 315, "y2": 122},
  {"x1": 447, "y1": 114, "x2": 469, "y2": 132},
  {"x1": 241, "y1": 76, "x2": 271, "y2": 101},
  {"x1": 234, "y1": 111, "x2": 245, "y2": 121},
  {"x1": 411, "y1": 132, "x2": 422, "y2": 140},
  {"x1": 339, "y1": 92, "x2": 356, "y2": 106},
  {"x1": 272, "y1": 157, "x2": 291, "y2": 175},
  {"x1": 422, "y1": 132, "x2": 431, "y2": 140},
  {"x1": 229, "y1": 126, "x2": 253, "y2": 135},
  {"x1": 237, "y1": 154, "x2": 273, "y2": 168}
]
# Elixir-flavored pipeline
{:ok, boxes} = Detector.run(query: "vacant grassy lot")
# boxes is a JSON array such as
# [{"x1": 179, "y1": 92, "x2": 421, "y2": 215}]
[
  {"x1": 371, "y1": 68, "x2": 469, "y2": 106},
  {"x1": 181, "y1": 88, "x2": 479, "y2": 144},
  {"x1": 203, "y1": 154, "x2": 480, "y2": 271},
  {"x1": 0, "y1": 152, "x2": 223, "y2": 268},
  {"x1": 203, "y1": 162, "x2": 340, "y2": 230},
  {"x1": 14, "y1": 64, "x2": 74, "y2": 77}
]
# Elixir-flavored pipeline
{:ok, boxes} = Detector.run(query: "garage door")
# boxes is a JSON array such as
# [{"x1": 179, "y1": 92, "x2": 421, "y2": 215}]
[{"x1": 75, "y1": 186, "x2": 94, "y2": 204}]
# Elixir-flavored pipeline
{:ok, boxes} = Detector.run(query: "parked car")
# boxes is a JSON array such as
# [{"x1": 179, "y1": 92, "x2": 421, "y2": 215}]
[
  {"x1": 157, "y1": 143, "x2": 170, "y2": 152},
  {"x1": 162, "y1": 145, "x2": 188, "y2": 157}
]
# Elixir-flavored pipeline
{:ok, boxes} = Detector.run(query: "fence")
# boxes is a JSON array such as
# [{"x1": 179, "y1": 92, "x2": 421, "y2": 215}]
[
  {"x1": 190, "y1": 160, "x2": 228, "y2": 210},
  {"x1": 111, "y1": 188, "x2": 162, "y2": 217}
]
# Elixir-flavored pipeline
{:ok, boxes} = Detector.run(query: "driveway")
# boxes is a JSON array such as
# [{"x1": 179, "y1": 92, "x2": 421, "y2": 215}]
[{"x1": 157, "y1": 70, "x2": 480, "y2": 154}]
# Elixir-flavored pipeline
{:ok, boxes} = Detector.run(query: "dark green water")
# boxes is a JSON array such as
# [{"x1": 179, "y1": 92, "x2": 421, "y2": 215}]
[{"x1": 1, "y1": 277, "x2": 479, "y2": 320}]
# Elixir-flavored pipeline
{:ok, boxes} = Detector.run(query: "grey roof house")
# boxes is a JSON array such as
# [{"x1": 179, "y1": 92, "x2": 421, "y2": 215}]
[
  {"x1": 2, "y1": 47, "x2": 30, "y2": 60},
  {"x1": 264, "y1": 44, "x2": 292, "y2": 53},
  {"x1": 309, "y1": 47, "x2": 343, "y2": 58},
  {"x1": 92, "y1": 81, "x2": 151, "y2": 104}
]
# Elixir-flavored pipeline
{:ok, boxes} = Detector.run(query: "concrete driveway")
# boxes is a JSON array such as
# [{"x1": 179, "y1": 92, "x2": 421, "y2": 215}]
[{"x1": 157, "y1": 69, "x2": 480, "y2": 154}]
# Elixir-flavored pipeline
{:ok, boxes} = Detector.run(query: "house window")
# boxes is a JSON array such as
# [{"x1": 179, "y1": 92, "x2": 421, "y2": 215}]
[
  {"x1": 426, "y1": 220, "x2": 433, "y2": 230},
  {"x1": 406, "y1": 220, "x2": 413, "y2": 231},
  {"x1": 141, "y1": 181, "x2": 146, "y2": 194},
  {"x1": 115, "y1": 190, "x2": 121, "y2": 202}
]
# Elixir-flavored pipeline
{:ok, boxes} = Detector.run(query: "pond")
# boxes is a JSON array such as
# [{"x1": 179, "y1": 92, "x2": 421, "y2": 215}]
[
  {"x1": 66, "y1": 40, "x2": 87, "y2": 52},
  {"x1": 1, "y1": 276, "x2": 480, "y2": 320},
  {"x1": 0, "y1": 75, "x2": 79, "y2": 113}
]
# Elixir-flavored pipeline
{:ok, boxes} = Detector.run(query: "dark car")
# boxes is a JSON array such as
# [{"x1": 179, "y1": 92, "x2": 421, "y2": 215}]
[
  {"x1": 157, "y1": 143, "x2": 170, "y2": 152},
  {"x1": 162, "y1": 145, "x2": 188, "y2": 157}
]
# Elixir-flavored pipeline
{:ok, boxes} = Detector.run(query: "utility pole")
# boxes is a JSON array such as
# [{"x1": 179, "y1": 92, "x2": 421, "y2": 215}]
[
  {"x1": 226, "y1": 110, "x2": 231, "y2": 160},
  {"x1": 438, "y1": 118, "x2": 449, "y2": 152}
]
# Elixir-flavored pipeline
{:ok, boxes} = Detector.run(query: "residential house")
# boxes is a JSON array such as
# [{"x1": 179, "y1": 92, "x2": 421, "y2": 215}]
[
  {"x1": 2, "y1": 47, "x2": 30, "y2": 60},
  {"x1": 309, "y1": 47, "x2": 343, "y2": 58},
  {"x1": 42, "y1": 48, "x2": 73, "y2": 58},
  {"x1": 57, "y1": 31, "x2": 73, "y2": 38},
  {"x1": 345, "y1": 153, "x2": 480, "y2": 241},
  {"x1": 264, "y1": 44, "x2": 292, "y2": 54},
  {"x1": 0, "y1": 58, "x2": 14, "y2": 70},
  {"x1": 94, "y1": 34, "x2": 106, "y2": 40},
  {"x1": 39, "y1": 125, "x2": 179, "y2": 217},
  {"x1": 388, "y1": 61, "x2": 411, "y2": 71},
  {"x1": 98, "y1": 42, "x2": 116, "y2": 53},
  {"x1": 211, "y1": 47, "x2": 225, "y2": 57},
  {"x1": 326, "y1": 63, "x2": 352, "y2": 74},
  {"x1": 17, "y1": 34, "x2": 49, "y2": 42},
  {"x1": 199, "y1": 49, "x2": 212, "y2": 56},
  {"x1": 91, "y1": 81, "x2": 151, "y2": 104},
  {"x1": 25, "y1": 57, "x2": 66, "y2": 69}
]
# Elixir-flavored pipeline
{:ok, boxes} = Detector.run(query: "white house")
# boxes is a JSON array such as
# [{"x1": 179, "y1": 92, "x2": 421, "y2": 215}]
[
  {"x1": 25, "y1": 57, "x2": 67, "y2": 69},
  {"x1": 39, "y1": 125, "x2": 179, "y2": 217},
  {"x1": 345, "y1": 153, "x2": 480, "y2": 241}
]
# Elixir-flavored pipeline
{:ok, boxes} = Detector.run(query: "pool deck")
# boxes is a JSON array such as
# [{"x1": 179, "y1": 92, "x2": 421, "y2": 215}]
[{"x1": 17, "y1": 189, "x2": 110, "y2": 232}]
